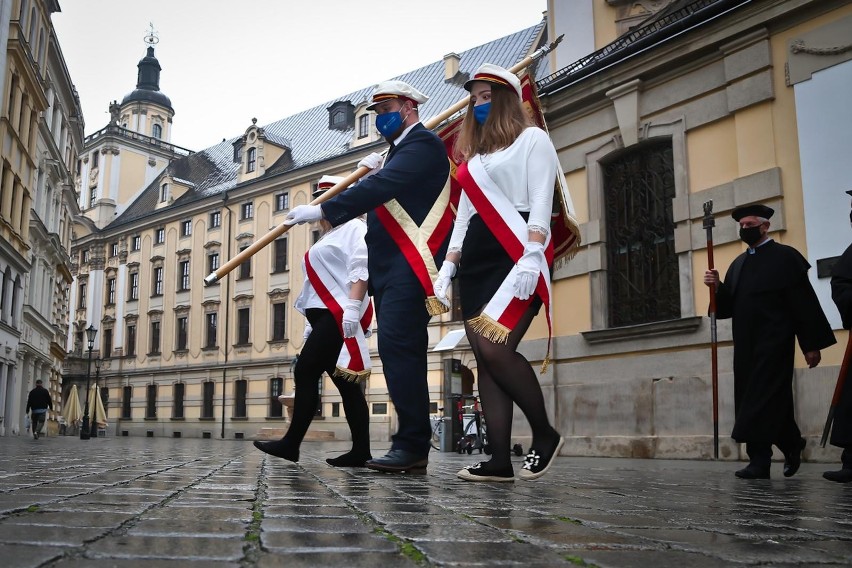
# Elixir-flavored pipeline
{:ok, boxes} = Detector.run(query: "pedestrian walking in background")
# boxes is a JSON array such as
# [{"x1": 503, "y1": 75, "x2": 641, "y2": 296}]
[
  {"x1": 704, "y1": 204, "x2": 836, "y2": 479},
  {"x1": 433, "y1": 64, "x2": 565, "y2": 482},
  {"x1": 285, "y1": 80, "x2": 452, "y2": 475},
  {"x1": 26, "y1": 379, "x2": 52, "y2": 439},
  {"x1": 826, "y1": 189, "x2": 852, "y2": 483},
  {"x1": 255, "y1": 176, "x2": 373, "y2": 467}
]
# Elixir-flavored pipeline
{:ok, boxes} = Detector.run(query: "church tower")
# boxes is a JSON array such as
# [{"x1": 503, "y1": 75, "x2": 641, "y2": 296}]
[{"x1": 76, "y1": 25, "x2": 191, "y2": 230}]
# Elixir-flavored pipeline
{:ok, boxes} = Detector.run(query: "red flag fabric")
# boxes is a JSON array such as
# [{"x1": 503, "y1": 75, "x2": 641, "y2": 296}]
[{"x1": 519, "y1": 71, "x2": 581, "y2": 264}]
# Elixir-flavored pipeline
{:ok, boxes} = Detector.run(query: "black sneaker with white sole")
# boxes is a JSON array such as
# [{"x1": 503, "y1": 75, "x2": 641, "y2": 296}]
[
  {"x1": 457, "y1": 461, "x2": 514, "y2": 482},
  {"x1": 519, "y1": 436, "x2": 564, "y2": 480}
]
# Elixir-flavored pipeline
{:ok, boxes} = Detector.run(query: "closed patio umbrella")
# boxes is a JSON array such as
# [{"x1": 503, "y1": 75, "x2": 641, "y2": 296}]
[
  {"x1": 89, "y1": 384, "x2": 108, "y2": 436},
  {"x1": 63, "y1": 385, "x2": 82, "y2": 435}
]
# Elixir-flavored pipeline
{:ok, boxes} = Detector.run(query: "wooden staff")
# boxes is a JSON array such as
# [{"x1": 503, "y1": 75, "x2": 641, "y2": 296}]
[
  {"x1": 703, "y1": 200, "x2": 720, "y2": 459},
  {"x1": 821, "y1": 332, "x2": 852, "y2": 447},
  {"x1": 204, "y1": 35, "x2": 565, "y2": 286}
]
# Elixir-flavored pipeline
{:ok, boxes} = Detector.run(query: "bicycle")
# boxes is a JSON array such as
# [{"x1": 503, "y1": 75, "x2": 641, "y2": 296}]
[
  {"x1": 457, "y1": 397, "x2": 490, "y2": 455},
  {"x1": 430, "y1": 411, "x2": 445, "y2": 450}
]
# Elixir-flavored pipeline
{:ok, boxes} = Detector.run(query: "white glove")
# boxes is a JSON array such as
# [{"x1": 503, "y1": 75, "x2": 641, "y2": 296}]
[
  {"x1": 342, "y1": 299, "x2": 362, "y2": 339},
  {"x1": 303, "y1": 320, "x2": 312, "y2": 340},
  {"x1": 284, "y1": 204, "x2": 323, "y2": 225},
  {"x1": 433, "y1": 260, "x2": 456, "y2": 308},
  {"x1": 513, "y1": 242, "x2": 545, "y2": 301},
  {"x1": 364, "y1": 327, "x2": 373, "y2": 339},
  {"x1": 358, "y1": 152, "x2": 384, "y2": 171}
]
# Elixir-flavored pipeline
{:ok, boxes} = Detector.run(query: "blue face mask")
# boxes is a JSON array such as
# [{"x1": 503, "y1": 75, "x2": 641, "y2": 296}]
[
  {"x1": 376, "y1": 111, "x2": 403, "y2": 138},
  {"x1": 473, "y1": 102, "x2": 491, "y2": 125}
]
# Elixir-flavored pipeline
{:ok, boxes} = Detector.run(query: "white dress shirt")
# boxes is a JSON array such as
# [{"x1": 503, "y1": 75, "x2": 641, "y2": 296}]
[
  {"x1": 448, "y1": 127, "x2": 558, "y2": 253},
  {"x1": 294, "y1": 219, "x2": 369, "y2": 313}
]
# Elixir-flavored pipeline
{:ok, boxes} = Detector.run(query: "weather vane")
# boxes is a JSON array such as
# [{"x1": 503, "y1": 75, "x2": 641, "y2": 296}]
[{"x1": 144, "y1": 23, "x2": 159, "y2": 47}]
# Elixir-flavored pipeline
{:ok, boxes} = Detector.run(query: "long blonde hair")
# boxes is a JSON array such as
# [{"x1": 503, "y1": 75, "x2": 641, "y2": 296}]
[{"x1": 453, "y1": 83, "x2": 530, "y2": 163}]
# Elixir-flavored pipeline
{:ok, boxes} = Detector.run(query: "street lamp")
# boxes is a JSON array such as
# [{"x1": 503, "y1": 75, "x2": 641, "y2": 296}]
[{"x1": 80, "y1": 324, "x2": 97, "y2": 440}]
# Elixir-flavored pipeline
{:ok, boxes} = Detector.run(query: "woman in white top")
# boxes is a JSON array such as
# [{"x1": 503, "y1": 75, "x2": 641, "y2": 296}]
[
  {"x1": 254, "y1": 176, "x2": 373, "y2": 467},
  {"x1": 433, "y1": 64, "x2": 563, "y2": 482}
]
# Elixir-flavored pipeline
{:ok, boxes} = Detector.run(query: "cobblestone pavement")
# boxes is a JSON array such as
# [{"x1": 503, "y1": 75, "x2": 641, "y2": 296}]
[{"x1": 1, "y1": 436, "x2": 851, "y2": 567}]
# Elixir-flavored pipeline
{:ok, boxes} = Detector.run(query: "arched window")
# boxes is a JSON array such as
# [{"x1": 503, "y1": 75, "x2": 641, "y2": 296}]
[
  {"x1": 246, "y1": 147, "x2": 256, "y2": 173},
  {"x1": 152, "y1": 123, "x2": 162, "y2": 139},
  {"x1": 160, "y1": 183, "x2": 168, "y2": 203}
]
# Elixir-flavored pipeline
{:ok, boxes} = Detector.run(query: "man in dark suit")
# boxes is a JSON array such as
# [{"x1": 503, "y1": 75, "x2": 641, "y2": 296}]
[
  {"x1": 26, "y1": 379, "x2": 53, "y2": 439},
  {"x1": 286, "y1": 80, "x2": 451, "y2": 473},
  {"x1": 705, "y1": 203, "x2": 836, "y2": 479},
  {"x1": 826, "y1": 189, "x2": 852, "y2": 483}
]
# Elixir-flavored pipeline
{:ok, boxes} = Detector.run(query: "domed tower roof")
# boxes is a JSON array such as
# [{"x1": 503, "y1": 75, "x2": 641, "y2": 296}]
[{"x1": 121, "y1": 44, "x2": 173, "y2": 112}]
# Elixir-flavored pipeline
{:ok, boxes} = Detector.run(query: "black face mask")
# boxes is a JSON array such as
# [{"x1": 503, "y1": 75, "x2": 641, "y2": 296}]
[{"x1": 739, "y1": 226, "x2": 763, "y2": 246}]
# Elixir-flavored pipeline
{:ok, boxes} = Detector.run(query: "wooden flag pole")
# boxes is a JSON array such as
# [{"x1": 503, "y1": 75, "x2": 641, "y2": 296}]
[
  {"x1": 204, "y1": 35, "x2": 564, "y2": 286},
  {"x1": 703, "y1": 200, "x2": 720, "y2": 459}
]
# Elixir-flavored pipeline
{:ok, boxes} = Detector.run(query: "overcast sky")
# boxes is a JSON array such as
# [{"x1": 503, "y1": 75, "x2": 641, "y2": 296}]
[{"x1": 53, "y1": 0, "x2": 547, "y2": 151}]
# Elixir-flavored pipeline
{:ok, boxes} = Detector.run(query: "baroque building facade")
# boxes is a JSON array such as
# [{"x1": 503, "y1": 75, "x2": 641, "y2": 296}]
[
  {"x1": 59, "y1": 0, "x2": 850, "y2": 465},
  {"x1": 0, "y1": 0, "x2": 84, "y2": 436}
]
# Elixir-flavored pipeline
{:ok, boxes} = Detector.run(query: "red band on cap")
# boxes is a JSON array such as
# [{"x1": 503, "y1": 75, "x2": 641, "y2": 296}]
[{"x1": 473, "y1": 73, "x2": 512, "y2": 88}]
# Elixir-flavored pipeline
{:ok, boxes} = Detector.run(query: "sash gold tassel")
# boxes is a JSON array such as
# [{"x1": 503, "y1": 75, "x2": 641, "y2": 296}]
[
  {"x1": 425, "y1": 296, "x2": 450, "y2": 317},
  {"x1": 540, "y1": 353, "x2": 550, "y2": 375},
  {"x1": 467, "y1": 314, "x2": 510, "y2": 344},
  {"x1": 334, "y1": 367, "x2": 371, "y2": 384}
]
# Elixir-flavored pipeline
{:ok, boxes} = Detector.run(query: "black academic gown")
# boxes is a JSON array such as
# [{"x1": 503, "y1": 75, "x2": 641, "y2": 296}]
[
  {"x1": 830, "y1": 243, "x2": 852, "y2": 448},
  {"x1": 716, "y1": 240, "x2": 836, "y2": 446}
]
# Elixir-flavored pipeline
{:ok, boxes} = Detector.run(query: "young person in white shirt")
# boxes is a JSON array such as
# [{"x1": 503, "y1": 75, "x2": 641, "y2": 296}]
[
  {"x1": 254, "y1": 175, "x2": 373, "y2": 467},
  {"x1": 433, "y1": 64, "x2": 563, "y2": 482}
]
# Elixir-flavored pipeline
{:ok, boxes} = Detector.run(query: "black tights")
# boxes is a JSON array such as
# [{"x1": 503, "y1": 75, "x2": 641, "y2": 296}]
[
  {"x1": 464, "y1": 304, "x2": 559, "y2": 469},
  {"x1": 282, "y1": 309, "x2": 370, "y2": 455}
]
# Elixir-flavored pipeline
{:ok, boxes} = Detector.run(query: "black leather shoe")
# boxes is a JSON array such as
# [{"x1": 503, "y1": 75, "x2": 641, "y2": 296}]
[
  {"x1": 365, "y1": 449, "x2": 428, "y2": 474},
  {"x1": 253, "y1": 440, "x2": 299, "y2": 463},
  {"x1": 783, "y1": 437, "x2": 806, "y2": 478},
  {"x1": 735, "y1": 464, "x2": 770, "y2": 479},
  {"x1": 823, "y1": 468, "x2": 852, "y2": 483},
  {"x1": 326, "y1": 451, "x2": 372, "y2": 467}
]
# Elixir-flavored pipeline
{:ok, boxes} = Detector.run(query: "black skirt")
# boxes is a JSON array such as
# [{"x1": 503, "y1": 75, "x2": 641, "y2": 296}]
[{"x1": 457, "y1": 214, "x2": 542, "y2": 320}]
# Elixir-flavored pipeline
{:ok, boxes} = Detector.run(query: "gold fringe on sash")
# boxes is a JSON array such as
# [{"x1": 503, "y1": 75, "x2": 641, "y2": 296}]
[
  {"x1": 540, "y1": 354, "x2": 550, "y2": 375},
  {"x1": 425, "y1": 296, "x2": 450, "y2": 317},
  {"x1": 466, "y1": 314, "x2": 511, "y2": 344},
  {"x1": 333, "y1": 367, "x2": 371, "y2": 384}
]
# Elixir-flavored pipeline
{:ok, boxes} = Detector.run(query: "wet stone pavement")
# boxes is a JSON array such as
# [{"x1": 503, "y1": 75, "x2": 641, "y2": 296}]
[{"x1": 0, "y1": 436, "x2": 851, "y2": 567}]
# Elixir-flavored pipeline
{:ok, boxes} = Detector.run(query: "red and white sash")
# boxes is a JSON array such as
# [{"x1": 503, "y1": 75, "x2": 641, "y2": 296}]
[
  {"x1": 374, "y1": 174, "x2": 457, "y2": 316},
  {"x1": 457, "y1": 157, "x2": 555, "y2": 373},
  {"x1": 304, "y1": 252, "x2": 373, "y2": 383}
]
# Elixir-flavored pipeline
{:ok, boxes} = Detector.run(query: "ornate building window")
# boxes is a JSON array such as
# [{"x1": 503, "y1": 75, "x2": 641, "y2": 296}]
[
  {"x1": 154, "y1": 227, "x2": 165, "y2": 244},
  {"x1": 125, "y1": 322, "x2": 136, "y2": 357},
  {"x1": 205, "y1": 312, "x2": 218, "y2": 349},
  {"x1": 160, "y1": 183, "x2": 169, "y2": 203},
  {"x1": 240, "y1": 202, "x2": 253, "y2": 220},
  {"x1": 173, "y1": 383, "x2": 185, "y2": 419},
  {"x1": 132, "y1": 235, "x2": 141, "y2": 251},
  {"x1": 148, "y1": 311, "x2": 162, "y2": 355},
  {"x1": 202, "y1": 381, "x2": 215, "y2": 419},
  {"x1": 177, "y1": 259, "x2": 190, "y2": 291},
  {"x1": 207, "y1": 252, "x2": 219, "y2": 274},
  {"x1": 152, "y1": 266, "x2": 164, "y2": 296},
  {"x1": 274, "y1": 191, "x2": 289, "y2": 212},
  {"x1": 603, "y1": 140, "x2": 679, "y2": 327},
  {"x1": 102, "y1": 327, "x2": 113, "y2": 357},
  {"x1": 272, "y1": 237, "x2": 288, "y2": 273},
  {"x1": 152, "y1": 123, "x2": 162, "y2": 139},
  {"x1": 106, "y1": 276, "x2": 116, "y2": 305},
  {"x1": 237, "y1": 307, "x2": 250, "y2": 345},
  {"x1": 271, "y1": 303, "x2": 286, "y2": 341},
  {"x1": 234, "y1": 379, "x2": 248, "y2": 418},
  {"x1": 358, "y1": 114, "x2": 369, "y2": 138},
  {"x1": 146, "y1": 384, "x2": 157, "y2": 419},
  {"x1": 238, "y1": 245, "x2": 251, "y2": 280},
  {"x1": 269, "y1": 378, "x2": 284, "y2": 418},
  {"x1": 121, "y1": 386, "x2": 132, "y2": 419},
  {"x1": 175, "y1": 315, "x2": 188, "y2": 351},
  {"x1": 246, "y1": 148, "x2": 256, "y2": 173},
  {"x1": 128, "y1": 270, "x2": 139, "y2": 300},
  {"x1": 181, "y1": 219, "x2": 191, "y2": 237},
  {"x1": 209, "y1": 210, "x2": 221, "y2": 228}
]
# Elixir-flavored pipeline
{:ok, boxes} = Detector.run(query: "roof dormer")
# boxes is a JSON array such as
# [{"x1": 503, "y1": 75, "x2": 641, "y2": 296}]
[
  {"x1": 351, "y1": 101, "x2": 380, "y2": 149},
  {"x1": 327, "y1": 100, "x2": 355, "y2": 131},
  {"x1": 237, "y1": 118, "x2": 289, "y2": 183}
]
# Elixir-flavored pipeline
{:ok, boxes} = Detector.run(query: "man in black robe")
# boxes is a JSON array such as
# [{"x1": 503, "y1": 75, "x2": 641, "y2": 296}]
[
  {"x1": 705, "y1": 203, "x2": 836, "y2": 479},
  {"x1": 826, "y1": 189, "x2": 852, "y2": 483}
]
